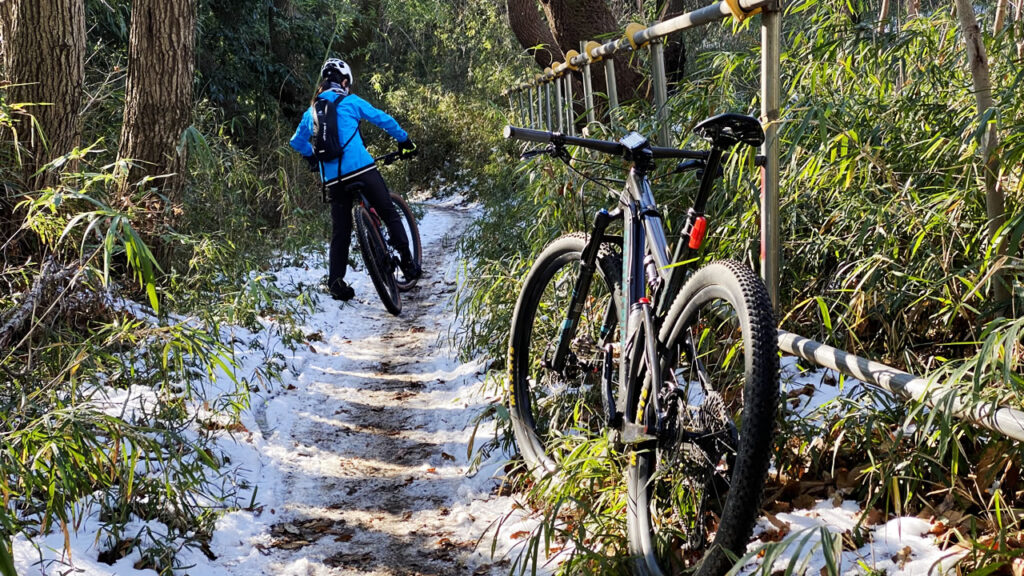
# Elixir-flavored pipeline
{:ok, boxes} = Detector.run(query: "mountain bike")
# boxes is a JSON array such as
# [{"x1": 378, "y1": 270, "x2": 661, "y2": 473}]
[
  {"x1": 504, "y1": 114, "x2": 779, "y2": 576},
  {"x1": 348, "y1": 150, "x2": 422, "y2": 315}
]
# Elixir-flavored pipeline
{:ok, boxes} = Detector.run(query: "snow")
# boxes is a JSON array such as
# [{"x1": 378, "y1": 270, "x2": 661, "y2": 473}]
[
  {"x1": 9, "y1": 201, "x2": 958, "y2": 575},
  {"x1": 737, "y1": 502, "x2": 963, "y2": 575},
  {"x1": 733, "y1": 359, "x2": 964, "y2": 575}
]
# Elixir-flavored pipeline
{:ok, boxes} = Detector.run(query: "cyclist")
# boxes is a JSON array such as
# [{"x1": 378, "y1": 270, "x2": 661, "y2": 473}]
[{"x1": 290, "y1": 58, "x2": 420, "y2": 301}]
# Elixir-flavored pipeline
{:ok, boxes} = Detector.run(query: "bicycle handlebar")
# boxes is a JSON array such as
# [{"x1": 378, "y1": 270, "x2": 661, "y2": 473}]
[
  {"x1": 503, "y1": 125, "x2": 707, "y2": 161},
  {"x1": 375, "y1": 149, "x2": 418, "y2": 166}
]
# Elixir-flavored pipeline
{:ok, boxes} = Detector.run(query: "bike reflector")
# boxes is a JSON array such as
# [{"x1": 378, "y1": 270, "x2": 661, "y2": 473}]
[{"x1": 689, "y1": 216, "x2": 708, "y2": 250}]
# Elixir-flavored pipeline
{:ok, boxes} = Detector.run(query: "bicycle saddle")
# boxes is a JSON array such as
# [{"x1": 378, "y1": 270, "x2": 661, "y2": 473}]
[
  {"x1": 344, "y1": 181, "x2": 366, "y2": 194},
  {"x1": 694, "y1": 113, "x2": 764, "y2": 148}
]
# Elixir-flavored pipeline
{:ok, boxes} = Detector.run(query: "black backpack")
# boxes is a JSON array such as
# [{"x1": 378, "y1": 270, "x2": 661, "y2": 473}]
[{"x1": 312, "y1": 91, "x2": 356, "y2": 162}]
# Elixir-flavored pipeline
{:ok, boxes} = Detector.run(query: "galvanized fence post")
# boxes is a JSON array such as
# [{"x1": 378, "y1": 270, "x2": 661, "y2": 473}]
[
  {"x1": 528, "y1": 86, "x2": 536, "y2": 128},
  {"x1": 535, "y1": 84, "x2": 544, "y2": 129},
  {"x1": 545, "y1": 82, "x2": 553, "y2": 131},
  {"x1": 651, "y1": 40, "x2": 671, "y2": 146},
  {"x1": 761, "y1": 2, "x2": 782, "y2": 307},
  {"x1": 604, "y1": 59, "x2": 619, "y2": 127},
  {"x1": 581, "y1": 42, "x2": 596, "y2": 125},
  {"x1": 564, "y1": 75, "x2": 576, "y2": 136},
  {"x1": 555, "y1": 75, "x2": 564, "y2": 133}
]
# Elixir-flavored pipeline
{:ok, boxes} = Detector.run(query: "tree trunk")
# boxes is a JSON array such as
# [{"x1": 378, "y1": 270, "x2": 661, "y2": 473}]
[
  {"x1": 1017, "y1": 0, "x2": 1024, "y2": 58},
  {"x1": 876, "y1": 0, "x2": 891, "y2": 33},
  {"x1": 3, "y1": 0, "x2": 85, "y2": 190},
  {"x1": 117, "y1": 0, "x2": 196, "y2": 211},
  {"x1": 269, "y1": 0, "x2": 306, "y2": 120},
  {"x1": 539, "y1": 0, "x2": 645, "y2": 102},
  {"x1": 954, "y1": 0, "x2": 1008, "y2": 310},
  {"x1": 907, "y1": 0, "x2": 920, "y2": 18},
  {"x1": 993, "y1": 0, "x2": 1009, "y2": 34},
  {"x1": 507, "y1": 0, "x2": 561, "y2": 69}
]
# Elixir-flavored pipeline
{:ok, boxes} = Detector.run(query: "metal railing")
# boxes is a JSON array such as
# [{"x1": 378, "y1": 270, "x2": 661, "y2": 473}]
[
  {"x1": 502, "y1": 0, "x2": 780, "y2": 306},
  {"x1": 499, "y1": 1, "x2": 1024, "y2": 445}
]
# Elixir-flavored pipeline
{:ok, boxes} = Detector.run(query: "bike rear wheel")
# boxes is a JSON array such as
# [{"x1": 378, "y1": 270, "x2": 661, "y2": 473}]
[
  {"x1": 355, "y1": 206, "x2": 402, "y2": 315},
  {"x1": 508, "y1": 233, "x2": 622, "y2": 475},
  {"x1": 627, "y1": 259, "x2": 777, "y2": 576},
  {"x1": 390, "y1": 193, "x2": 422, "y2": 291}
]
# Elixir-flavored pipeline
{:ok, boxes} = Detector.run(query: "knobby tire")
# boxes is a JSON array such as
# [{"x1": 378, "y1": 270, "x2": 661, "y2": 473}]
[
  {"x1": 390, "y1": 193, "x2": 422, "y2": 292},
  {"x1": 627, "y1": 259, "x2": 778, "y2": 576},
  {"x1": 508, "y1": 233, "x2": 622, "y2": 477},
  {"x1": 355, "y1": 206, "x2": 402, "y2": 315}
]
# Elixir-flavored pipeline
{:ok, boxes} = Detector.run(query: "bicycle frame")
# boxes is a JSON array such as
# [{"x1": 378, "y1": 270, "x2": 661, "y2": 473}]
[{"x1": 534, "y1": 131, "x2": 729, "y2": 441}]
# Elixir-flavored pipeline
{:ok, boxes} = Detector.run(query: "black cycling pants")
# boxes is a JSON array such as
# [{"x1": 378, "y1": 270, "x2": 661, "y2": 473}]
[{"x1": 327, "y1": 168, "x2": 410, "y2": 289}]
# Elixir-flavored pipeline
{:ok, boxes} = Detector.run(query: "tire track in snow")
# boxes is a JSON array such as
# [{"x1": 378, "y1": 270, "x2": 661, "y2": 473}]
[{"x1": 253, "y1": 204, "x2": 509, "y2": 576}]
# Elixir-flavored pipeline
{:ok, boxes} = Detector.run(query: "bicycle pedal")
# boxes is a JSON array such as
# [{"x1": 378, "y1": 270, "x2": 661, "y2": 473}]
[{"x1": 621, "y1": 422, "x2": 656, "y2": 445}]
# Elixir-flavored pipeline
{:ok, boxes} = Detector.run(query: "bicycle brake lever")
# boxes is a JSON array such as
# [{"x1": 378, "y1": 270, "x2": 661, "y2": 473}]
[
  {"x1": 674, "y1": 160, "x2": 704, "y2": 174},
  {"x1": 520, "y1": 148, "x2": 548, "y2": 160}
]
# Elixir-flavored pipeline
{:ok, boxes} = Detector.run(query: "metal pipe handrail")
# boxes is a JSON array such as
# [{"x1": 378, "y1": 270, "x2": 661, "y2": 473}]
[
  {"x1": 778, "y1": 331, "x2": 1024, "y2": 444},
  {"x1": 501, "y1": 0, "x2": 776, "y2": 94}
]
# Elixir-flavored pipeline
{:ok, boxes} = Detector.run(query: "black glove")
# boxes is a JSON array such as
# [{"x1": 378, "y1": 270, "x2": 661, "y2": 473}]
[
  {"x1": 398, "y1": 139, "x2": 417, "y2": 156},
  {"x1": 303, "y1": 155, "x2": 318, "y2": 172}
]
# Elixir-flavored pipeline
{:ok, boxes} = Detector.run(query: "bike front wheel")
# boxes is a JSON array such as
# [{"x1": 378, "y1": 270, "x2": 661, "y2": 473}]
[
  {"x1": 627, "y1": 259, "x2": 778, "y2": 576},
  {"x1": 508, "y1": 233, "x2": 622, "y2": 476},
  {"x1": 355, "y1": 206, "x2": 402, "y2": 315}
]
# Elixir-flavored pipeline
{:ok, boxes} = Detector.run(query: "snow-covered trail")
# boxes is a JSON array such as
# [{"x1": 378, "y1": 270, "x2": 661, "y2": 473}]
[
  {"x1": 12, "y1": 202, "x2": 542, "y2": 576},
  {"x1": 236, "y1": 204, "x2": 508, "y2": 575},
  {"x1": 161, "y1": 201, "x2": 544, "y2": 576}
]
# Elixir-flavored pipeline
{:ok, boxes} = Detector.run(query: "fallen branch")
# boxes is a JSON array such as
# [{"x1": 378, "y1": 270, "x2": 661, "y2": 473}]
[{"x1": 0, "y1": 257, "x2": 84, "y2": 350}]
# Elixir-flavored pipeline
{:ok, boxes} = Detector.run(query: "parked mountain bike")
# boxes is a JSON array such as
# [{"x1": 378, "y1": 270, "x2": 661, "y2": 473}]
[
  {"x1": 349, "y1": 149, "x2": 422, "y2": 315},
  {"x1": 504, "y1": 114, "x2": 779, "y2": 576}
]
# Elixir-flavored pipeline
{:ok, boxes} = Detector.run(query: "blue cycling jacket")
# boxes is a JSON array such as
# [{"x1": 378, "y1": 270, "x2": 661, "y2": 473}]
[{"x1": 290, "y1": 91, "x2": 408, "y2": 182}]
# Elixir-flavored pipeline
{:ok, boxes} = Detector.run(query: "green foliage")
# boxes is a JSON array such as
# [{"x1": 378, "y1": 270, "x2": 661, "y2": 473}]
[
  {"x1": 0, "y1": 94, "x2": 306, "y2": 572},
  {"x1": 500, "y1": 435, "x2": 634, "y2": 575}
]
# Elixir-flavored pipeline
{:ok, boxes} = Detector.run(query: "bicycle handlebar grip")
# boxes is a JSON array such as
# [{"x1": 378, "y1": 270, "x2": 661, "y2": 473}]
[
  {"x1": 503, "y1": 125, "x2": 552, "y2": 144},
  {"x1": 504, "y1": 125, "x2": 624, "y2": 156}
]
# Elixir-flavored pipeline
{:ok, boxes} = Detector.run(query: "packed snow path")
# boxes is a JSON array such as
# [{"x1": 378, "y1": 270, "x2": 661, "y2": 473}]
[{"x1": 211, "y1": 203, "x2": 517, "y2": 576}]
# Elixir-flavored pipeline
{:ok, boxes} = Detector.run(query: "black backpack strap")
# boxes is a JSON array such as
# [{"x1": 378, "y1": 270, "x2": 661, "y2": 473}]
[{"x1": 340, "y1": 122, "x2": 359, "y2": 151}]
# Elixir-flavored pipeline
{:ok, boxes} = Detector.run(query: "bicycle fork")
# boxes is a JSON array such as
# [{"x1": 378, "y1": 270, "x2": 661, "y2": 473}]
[
  {"x1": 548, "y1": 208, "x2": 618, "y2": 374},
  {"x1": 620, "y1": 299, "x2": 662, "y2": 445}
]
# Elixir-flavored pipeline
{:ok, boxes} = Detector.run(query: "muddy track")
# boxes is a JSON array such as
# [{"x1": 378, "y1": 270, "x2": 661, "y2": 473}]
[{"x1": 254, "y1": 205, "x2": 506, "y2": 576}]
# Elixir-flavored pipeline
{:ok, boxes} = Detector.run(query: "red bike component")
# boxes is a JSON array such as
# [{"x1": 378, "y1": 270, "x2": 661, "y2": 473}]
[{"x1": 689, "y1": 216, "x2": 708, "y2": 250}]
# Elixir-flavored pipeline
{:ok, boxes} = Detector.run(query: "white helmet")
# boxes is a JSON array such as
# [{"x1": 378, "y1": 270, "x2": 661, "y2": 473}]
[{"x1": 321, "y1": 58, "x2": 352, "y2": 86}]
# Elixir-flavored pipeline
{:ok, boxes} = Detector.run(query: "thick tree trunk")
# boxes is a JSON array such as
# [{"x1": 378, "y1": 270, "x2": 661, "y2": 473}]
[
  {"x1": 117, "y1": 0, "x2": 196, "y2": 209},
  {"x1": 3, "y1": 0, "x2": 85, "y2": 190},
  {"x1": 507, "y1": 0, "x2": 561, "y2": 69},
  {"x1": 954, "y1": 0, "x2": 1008, "y2": 309},
  {"x1": 539, "y1": 0, "x2": 645, "y2": 102}
]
